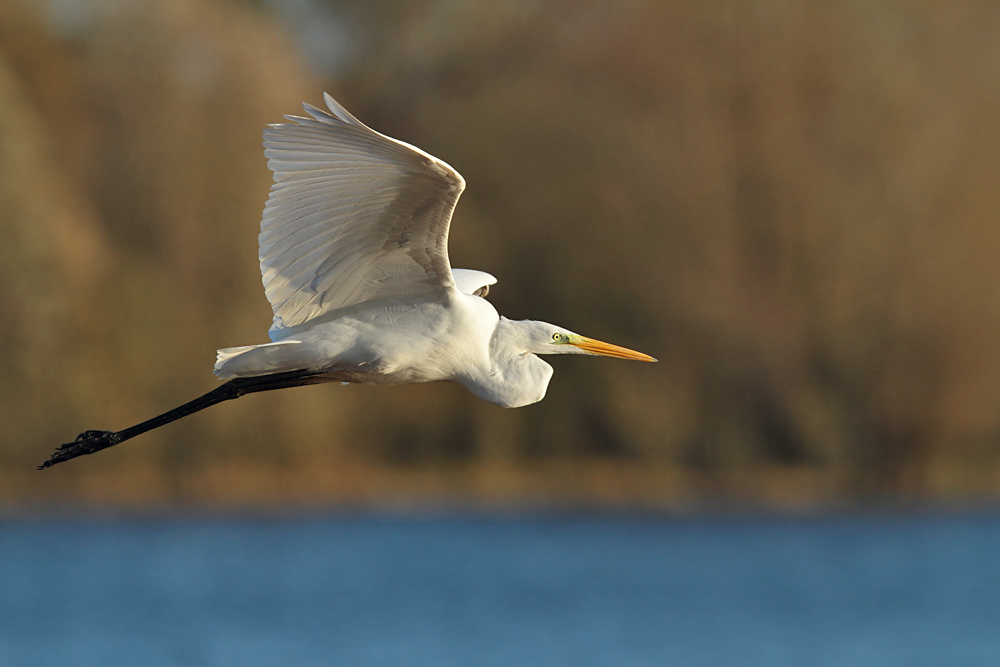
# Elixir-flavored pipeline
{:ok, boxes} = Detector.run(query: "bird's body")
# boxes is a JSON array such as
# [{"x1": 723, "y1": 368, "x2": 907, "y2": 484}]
[
  {"x1": 39, "y1": 94, "x2": 654, "y2": 469},
  {"x1": 216, "y1": 294, "x2": 551, "y2": 408}
]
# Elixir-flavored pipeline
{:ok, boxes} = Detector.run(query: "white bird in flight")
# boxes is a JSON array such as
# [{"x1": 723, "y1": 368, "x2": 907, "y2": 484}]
[{"x1": 40, "y1": 94, "x2": 655, "y2": 469}]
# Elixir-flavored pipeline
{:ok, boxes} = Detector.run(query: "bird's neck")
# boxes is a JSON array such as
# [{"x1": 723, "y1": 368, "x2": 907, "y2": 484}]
[{"x1": 457, "y1": 317, "x2": 553, "y2": 408}]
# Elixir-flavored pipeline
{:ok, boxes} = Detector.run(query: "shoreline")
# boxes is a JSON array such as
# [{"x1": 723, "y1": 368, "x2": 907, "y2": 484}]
[{"x1": 5, "y1": 458, "x2": 1000, "y2": 515}]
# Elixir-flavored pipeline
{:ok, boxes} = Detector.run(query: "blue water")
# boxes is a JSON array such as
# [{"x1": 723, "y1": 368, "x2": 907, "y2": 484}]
[{"x1": 1, "y1": 512, "x2": 998, "y2": 666}]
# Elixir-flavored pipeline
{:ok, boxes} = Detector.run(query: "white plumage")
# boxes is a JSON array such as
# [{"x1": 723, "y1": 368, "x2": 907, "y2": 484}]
[
  {"x1": 214, "y1": 93, "x2": 655, "y2": 408},
  {"x1": 259, "y1": 93, "x2": 463, "y2": 335}
]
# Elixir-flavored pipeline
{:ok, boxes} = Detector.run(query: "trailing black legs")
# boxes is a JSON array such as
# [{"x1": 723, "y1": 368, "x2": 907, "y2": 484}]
[{"x1": 38, "y1": 370, "x2": 326, "y2": 469}]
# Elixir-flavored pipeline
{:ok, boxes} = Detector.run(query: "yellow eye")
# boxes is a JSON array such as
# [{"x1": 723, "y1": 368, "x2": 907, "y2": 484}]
[{"x1": 552, "y1": 333, "x2": 561, "y2": 342}]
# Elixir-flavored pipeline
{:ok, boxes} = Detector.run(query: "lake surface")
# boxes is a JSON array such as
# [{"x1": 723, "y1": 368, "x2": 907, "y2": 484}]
[{"x1": 1, "y1": 512, "x2": 998, "y2": 666}]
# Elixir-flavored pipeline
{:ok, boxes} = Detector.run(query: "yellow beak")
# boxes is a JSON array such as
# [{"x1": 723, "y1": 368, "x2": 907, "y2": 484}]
[{"x1": 570, "y1": 336, "x2": 658, "y2": 362}]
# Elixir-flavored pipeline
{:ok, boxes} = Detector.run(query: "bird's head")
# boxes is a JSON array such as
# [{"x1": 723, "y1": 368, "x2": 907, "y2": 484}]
[
  {"x1": 480, "y1": 318, "x2": 657, "y2": 407},
  {"x1": 518, "y1": 320, "x2": 657, "y2": 362}
]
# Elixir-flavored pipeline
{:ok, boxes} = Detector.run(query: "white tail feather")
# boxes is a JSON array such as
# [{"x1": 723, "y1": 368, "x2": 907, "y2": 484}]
[{"x1": 214, "y1": 340, "x2": 304, "y2": 378}]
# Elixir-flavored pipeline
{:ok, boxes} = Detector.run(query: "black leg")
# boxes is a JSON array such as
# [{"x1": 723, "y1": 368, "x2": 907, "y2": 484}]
[{"x1": 38, "y1": 370, "x2": 327, "y2": 469}]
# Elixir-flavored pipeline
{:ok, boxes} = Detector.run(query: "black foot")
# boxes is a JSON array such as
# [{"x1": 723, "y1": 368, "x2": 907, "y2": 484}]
[{"x1": 37, "y1": 430, "x2": 120, "y2": 470}]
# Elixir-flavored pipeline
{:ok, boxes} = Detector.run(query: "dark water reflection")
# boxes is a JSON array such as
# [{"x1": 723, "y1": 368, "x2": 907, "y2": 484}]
[{"x1": 1, "y1": 512, "x2": 998, "y2": 666}]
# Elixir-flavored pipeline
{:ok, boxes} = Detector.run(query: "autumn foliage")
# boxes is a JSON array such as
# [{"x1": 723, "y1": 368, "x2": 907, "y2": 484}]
[{"x1": 2, "y1": 0, "x2": 999, "y2": 507}]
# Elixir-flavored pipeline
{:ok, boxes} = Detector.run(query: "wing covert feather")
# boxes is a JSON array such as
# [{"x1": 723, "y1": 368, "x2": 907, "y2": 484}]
[{"x1": 259, "y1": 94, "x2": 466, "y2": 338}]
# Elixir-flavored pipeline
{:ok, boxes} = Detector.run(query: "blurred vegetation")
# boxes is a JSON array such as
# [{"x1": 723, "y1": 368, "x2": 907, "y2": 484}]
[{"x1": 3, "y1": 0, "x2": 1000, "y2": 508}]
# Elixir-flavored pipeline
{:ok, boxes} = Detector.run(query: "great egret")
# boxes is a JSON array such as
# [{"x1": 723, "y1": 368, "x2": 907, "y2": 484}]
[{"x1": 39, "y1": 94, "x2": 655, "y2": 469}]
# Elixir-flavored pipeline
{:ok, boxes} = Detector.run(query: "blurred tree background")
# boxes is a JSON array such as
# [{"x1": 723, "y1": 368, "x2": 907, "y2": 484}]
[{"x1": 2, "y1": 0, "x2": 1000, "y2": 508}]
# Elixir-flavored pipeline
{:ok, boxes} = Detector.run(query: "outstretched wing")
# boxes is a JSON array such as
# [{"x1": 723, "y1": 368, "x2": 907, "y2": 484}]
[{"x1": 259, "y1": 93, "x2": 466, "y2": 339}]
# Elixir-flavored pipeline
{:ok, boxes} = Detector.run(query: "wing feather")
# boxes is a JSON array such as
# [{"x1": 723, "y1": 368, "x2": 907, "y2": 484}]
[{"x1": 259, "y1": 94, "x2": 466, "y2": 338}]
